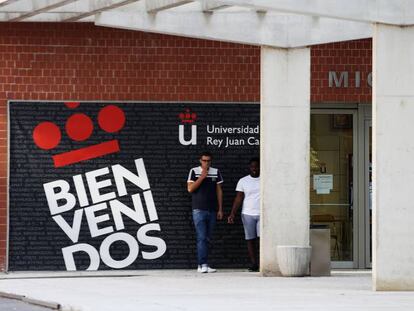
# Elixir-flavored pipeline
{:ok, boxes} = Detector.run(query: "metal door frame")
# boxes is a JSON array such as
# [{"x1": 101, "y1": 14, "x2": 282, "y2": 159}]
[{"x1": 360, "y1": 104, "x2": 372, "y2": 268}]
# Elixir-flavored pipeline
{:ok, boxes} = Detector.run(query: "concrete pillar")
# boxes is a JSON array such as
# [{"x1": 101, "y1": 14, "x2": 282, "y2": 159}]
[
  {"x1": 260, "y1": 46, "x2": 310, "y2": 276},
  {"x1": 373, "y1": 24, "x2": 414, "y2": 291}
]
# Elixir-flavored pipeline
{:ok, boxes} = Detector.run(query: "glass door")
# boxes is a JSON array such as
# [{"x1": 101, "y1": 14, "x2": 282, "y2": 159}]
[{"x1": 310, "y1": 111, "x2": 356, "y2": 267}]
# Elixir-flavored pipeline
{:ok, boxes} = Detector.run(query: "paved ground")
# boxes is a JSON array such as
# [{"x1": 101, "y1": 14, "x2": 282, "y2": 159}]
[
  {"x1": 0, "y1": 297, "x2": 51, "y2": 311},
  {"x1": 0, "y1": 270, "x2": 413, "y2": 311}
]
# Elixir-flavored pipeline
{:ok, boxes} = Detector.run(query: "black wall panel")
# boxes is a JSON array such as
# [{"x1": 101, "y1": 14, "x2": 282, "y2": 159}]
[{"x1": 9, "y1": 102, "x2": 260, "y2": 271}]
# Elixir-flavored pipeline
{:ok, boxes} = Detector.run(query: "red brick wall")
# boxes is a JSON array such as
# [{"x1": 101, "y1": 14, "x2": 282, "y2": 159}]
[
  {"x1": 0, "y1": 23, "x2": 372, "y2": 271},
  {"x1": 311, "y1": 39, "x2": 372, "y2": 103}
]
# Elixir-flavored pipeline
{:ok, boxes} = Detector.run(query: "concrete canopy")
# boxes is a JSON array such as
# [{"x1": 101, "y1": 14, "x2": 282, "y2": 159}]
[{"x1": 0, "y1": 0, "x2": 410, "y2": 47}]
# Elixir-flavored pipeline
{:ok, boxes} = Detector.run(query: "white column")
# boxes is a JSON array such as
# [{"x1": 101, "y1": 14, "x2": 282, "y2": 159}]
[
  {"x1": 260, "y1": 46, "x2": 310, "y2": 276},
  {"x1": 373, "y1": 24, "x2": 414, "y2": 291}
]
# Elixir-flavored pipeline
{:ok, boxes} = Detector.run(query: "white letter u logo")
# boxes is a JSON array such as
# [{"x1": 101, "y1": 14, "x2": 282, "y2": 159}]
[{"x1": 179, "y1": 125, "x2": 197, "y2": 145}]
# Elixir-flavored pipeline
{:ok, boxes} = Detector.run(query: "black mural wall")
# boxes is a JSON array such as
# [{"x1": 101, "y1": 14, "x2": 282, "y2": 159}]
[{"x1": 9, "y1": 101, "x2": 260, "y2": 271}]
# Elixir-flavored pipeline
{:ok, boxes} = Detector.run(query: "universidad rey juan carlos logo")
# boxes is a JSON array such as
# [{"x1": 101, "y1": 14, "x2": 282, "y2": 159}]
[
  {"x1": 31, "y1": 102, "x2": 167, "y2": 271},
  {"x1": 178, "y1": 108, "x2": 197, "y2": 146}
]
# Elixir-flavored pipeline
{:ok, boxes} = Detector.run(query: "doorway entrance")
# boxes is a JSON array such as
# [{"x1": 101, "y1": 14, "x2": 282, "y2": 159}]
[{"x1": 310, "y1": 106, "x2": 371, "y2": 268}]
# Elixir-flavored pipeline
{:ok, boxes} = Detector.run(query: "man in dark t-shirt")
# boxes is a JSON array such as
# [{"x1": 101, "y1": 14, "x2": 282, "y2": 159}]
[{"x1": 187, "y1": 151, "x2": 223, "y2": 273}]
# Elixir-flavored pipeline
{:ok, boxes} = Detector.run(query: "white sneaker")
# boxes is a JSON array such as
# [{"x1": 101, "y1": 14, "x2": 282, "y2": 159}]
[
  {"x1": 201, "y1": 264, "x2": 216, "y2": 273},
  {"x1": 197, "y1": 265, "x2": 202, "y2": 273},
  {"x1": 206, "y1": 266, "x2": 217, "y2": 273}
]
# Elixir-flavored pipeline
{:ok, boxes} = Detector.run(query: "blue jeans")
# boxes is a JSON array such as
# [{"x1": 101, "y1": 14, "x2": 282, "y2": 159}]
[{"x1": 192, "y1": 209, "x2": 216, "y2": 266}]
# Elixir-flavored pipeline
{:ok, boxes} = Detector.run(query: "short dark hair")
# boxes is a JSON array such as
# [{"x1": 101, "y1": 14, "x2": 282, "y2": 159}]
[
  {"x1": 200, "y1": 151, "x2": 213, "y2": 159},
  {"x1": 249, "y1": 157, "x2": 260, "y2": 165}
]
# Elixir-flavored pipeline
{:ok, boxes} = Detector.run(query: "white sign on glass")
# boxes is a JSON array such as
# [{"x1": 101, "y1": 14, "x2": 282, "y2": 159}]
[{"x1": 313, "y1": 174, "x2": 333, "y2": 194}]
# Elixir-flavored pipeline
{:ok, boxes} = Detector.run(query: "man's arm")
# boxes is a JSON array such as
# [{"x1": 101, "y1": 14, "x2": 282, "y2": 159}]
[
  {"x1": 227, "y1": 191, "x2": 244, "y2": 224},
  {"x1": 216, "y1": 183, "x2": 223, "y2": 220},
  {"x1": 187, "y1": 168, "x2": 208, "y2": 193}
]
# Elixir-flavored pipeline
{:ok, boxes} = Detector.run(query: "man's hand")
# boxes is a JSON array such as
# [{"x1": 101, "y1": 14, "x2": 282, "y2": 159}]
[
  {"x1": 228, "y1": 191, "x2": 244, "y2": 224},
  {"x1": 187, "y1": 167, "x2": 209, "y2": 193},
  {"x1": 200, "y1": 167, "x2": 208, "y2": 180},
  {"x1": 217, "y1": 210, "x2": 223, "y2": 220}
]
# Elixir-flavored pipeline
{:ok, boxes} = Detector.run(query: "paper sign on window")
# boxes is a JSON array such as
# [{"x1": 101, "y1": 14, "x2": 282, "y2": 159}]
[{"x1": 313, "y1": 174, "x2": 333, "y2": 194}]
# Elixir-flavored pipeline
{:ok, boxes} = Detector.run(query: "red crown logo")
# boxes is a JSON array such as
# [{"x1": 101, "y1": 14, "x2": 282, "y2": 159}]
[
  {"x1": 32, "y1": 102, "x2": 125, "y2": 168},
  {"x1": 179, "y1": 109, "x2": 197, "y2": 123}
]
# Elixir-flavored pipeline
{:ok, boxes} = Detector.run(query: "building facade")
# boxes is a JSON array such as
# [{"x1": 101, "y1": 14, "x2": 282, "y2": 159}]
[{"x1": 0, "y1": 23, "x2": 373, "y2": 271}]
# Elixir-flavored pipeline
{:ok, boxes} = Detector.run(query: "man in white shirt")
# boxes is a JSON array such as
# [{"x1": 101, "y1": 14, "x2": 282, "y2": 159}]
[{"x1": 228, "y1": 157, "x2": 260, "y2": 272}]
